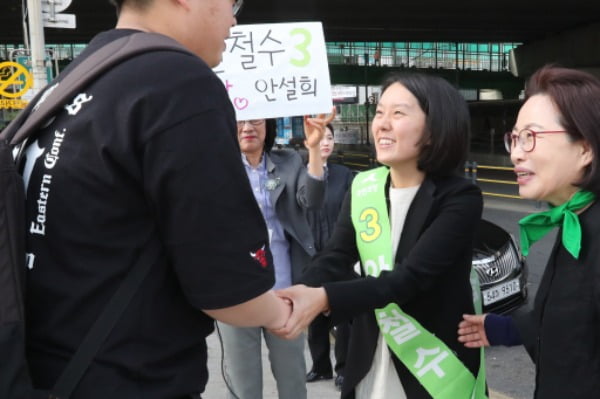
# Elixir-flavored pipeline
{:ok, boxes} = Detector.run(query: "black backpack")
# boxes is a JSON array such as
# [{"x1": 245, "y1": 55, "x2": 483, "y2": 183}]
[{"x1": 0, "y1": 32, "x2": 191, "y2": 399}]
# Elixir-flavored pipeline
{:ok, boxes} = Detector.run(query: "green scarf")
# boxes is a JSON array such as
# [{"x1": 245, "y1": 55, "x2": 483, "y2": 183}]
[{"x1": 519, "y1": 190, "x2": 596, "y2": 259}]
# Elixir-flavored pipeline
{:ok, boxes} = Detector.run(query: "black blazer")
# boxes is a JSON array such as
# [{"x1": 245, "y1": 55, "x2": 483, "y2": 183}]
[
  {"x1": 300, "y1": 173, "x2": 483, "y2": 398},
  {"x1": 514, "y1": 200, "x2": 600, "y2": 399},
  {"x1": 306, "y1": 163, "x2": 354, "y2": 251}
]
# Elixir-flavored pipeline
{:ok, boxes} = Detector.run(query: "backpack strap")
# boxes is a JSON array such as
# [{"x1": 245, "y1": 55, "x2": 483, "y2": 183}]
[
  {"x1": 0, "y1": 32, "x2": 191, "y2": 145},
  {"x1": 50, "y1": 240, "x2": 162, "y2": 399}
]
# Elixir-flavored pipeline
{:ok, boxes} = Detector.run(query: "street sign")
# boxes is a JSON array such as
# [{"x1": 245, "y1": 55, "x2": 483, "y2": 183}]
[
  {"x1": 0, "y1": 61, "x2": 33, "y2": 99},
  {"x1": 41, "y1": 0, "x2": 72, "y2": 13},
  {"x1": 43, "y1": 13, "x2": 76, "y2": 29}
]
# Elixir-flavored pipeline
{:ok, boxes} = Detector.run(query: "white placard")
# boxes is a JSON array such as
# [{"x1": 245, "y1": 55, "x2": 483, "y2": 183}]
[
  {"x1": 43, "y1": 13, "x2": 76, "y2": 29},
  {"x1": 214, "y1": 22, "x2": 333, "y2": 120}
]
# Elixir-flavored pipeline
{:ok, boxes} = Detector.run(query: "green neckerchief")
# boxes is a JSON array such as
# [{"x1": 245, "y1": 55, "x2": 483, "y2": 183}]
[
  {"x1": 519, "y1": 190, "x2": 595, "y2": 259},
  {"x1": 351, "y1": 167, "x2": 487, "y2": 399}
]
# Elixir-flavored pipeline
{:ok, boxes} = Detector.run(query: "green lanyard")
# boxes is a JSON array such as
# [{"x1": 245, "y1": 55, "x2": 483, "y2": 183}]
[{"x1": 351, "y1": 167, "x2": 487, "y2": 399}]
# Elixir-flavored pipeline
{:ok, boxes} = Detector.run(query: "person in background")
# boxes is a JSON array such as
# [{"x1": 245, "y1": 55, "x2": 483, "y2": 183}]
[
  {"x1": 305, "y1": 123, "x2": 354, "y2": 390},
  {"x1": 458, "y1": 65, "x2": 600, "y2": 399},
  {"x1": 218, "y1": 111, "x2": 334, "y2": 399},
  {"x1": 274, "y1": 72, "x2": 484, "y2": 399},
  {"x1": 373, "y1": 49, "x2": 381, "y2": 66},
  {"x1": 19, "y1": 0, "x2": 293, "y2": 398}
]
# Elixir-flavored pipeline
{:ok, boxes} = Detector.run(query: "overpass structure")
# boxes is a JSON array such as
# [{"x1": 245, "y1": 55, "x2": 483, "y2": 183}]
[
  {"x1": 1, "y1": 0, "x2": 599, "y2": 198},
  {"x1": 2, "y1": 0, "x2": 600, "y2": 77}
]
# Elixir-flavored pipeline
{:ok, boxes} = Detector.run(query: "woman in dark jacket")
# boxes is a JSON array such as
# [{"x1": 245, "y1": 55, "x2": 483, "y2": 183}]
[
  {"x1": 275, "y1": 72, "x2": 484, "y2": 398},
  {"x1": 458, "y1": 65, "x2": 600, "y2": 398},
  {"x1": 305, "y1": 124, "x2": 355, "y2": 390}
]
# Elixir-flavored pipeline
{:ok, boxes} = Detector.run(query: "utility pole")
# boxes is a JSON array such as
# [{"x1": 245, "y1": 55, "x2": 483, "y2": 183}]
[{"x1": 27, "y1": 0, "x2": 48, "y2": 96}]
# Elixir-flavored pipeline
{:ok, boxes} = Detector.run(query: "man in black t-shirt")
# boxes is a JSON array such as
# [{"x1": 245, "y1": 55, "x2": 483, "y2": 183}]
[{"x1": 20, "y1": 0, "x2": 291, "y2": 398}]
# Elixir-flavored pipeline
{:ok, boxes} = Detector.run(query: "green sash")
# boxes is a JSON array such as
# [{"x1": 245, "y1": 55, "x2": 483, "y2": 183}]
[{"x1": 351, "y1": 166, "x2": 487, "y2": 399}]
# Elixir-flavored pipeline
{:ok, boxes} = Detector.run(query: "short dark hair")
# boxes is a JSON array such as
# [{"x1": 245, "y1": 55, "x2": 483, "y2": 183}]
[
  {"x1": 264, "y1": 119, "x2": 277, "y2": 152},
  {"x1": 524, "y1": 65, "x2": 600, "y2": 195},
  {"x1": 326, "y1": 123, "x2": 334, "y2": 137},
  {"x1": 379, "y1": 71, "x2": 470, "y2": 176}
]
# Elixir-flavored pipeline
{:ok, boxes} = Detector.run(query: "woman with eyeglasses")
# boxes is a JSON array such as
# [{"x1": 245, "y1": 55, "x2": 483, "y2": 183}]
[
  {"x1": 458, "y1": 65, "x2": 600, "y2": 399},
  {"x1": 218, "y1": 112, "x2": 334, "y2": 399}
]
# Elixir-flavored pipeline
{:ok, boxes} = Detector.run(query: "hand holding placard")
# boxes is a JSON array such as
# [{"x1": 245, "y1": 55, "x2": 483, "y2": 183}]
[{"x1": 303, "y1": 106, "x2": 336, "y2": 150}]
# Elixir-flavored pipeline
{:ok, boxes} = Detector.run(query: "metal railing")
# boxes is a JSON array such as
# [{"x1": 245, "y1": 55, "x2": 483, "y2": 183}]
[
  {"x1": 330, "y1": 153, "x2": 525, "y2": 201},
  {"x1": 326, "y1": 41, "x2": 521, "y2": 72},
  {"x1": 464, "y1": 162, "x2": 521, "y2": 199},
  {"x1": 287, "y1": 143, "x2": 526, "y2": 202}
]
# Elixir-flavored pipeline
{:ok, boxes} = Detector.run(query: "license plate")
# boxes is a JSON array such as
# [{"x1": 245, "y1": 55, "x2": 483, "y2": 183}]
[{"x1": 482, "y1": 278, "x2": 520, "y2": 306}]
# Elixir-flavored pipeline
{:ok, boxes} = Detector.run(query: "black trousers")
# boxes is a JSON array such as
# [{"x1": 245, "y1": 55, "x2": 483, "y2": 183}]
[{"x1": 307, "y1": 314, "x2": 350, "y2": 376}]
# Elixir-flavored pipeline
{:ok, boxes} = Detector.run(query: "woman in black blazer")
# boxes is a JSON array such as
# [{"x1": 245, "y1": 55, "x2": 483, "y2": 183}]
[{"x1": 275, "y1": 72, "x2": 483, "y2": 399}]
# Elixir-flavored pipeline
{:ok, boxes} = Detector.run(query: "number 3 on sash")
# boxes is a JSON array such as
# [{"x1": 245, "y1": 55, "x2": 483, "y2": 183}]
[{"x1": 359, "y1": 207, "x2": 382, "y2": 242}]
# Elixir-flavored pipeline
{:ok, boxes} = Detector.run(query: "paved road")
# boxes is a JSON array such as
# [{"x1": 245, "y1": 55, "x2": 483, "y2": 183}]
[
  {"x1": 203, "y1": 196, "x2": 552, "y2": 399},
  {"x1": 203, "y1": 331, "x2": 529, "y2": 399}
]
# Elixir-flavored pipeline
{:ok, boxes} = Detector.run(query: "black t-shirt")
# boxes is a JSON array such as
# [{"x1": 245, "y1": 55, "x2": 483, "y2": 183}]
[{"x1": 21, "y1": 29, "x2": 274, "y2": 398}]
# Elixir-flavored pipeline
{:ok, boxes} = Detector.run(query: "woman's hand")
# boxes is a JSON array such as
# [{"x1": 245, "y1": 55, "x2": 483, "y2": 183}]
[
  {"x1": 304, "y1": 107, "x2": 336, "y2": 178},
  {"x1": 270, "y1": 285, "x2": 330, "y2": 340},
  {"x1": 457, "y1": 314, "x2": 490, "y2": 348},
  {"x1": 303, "y1": 107, "x2": 336, "y2": 150}
]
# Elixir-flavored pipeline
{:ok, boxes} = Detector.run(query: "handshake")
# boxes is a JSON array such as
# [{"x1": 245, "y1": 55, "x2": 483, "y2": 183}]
[{"x1": 267, "y1": 285, "x2": 330, "y2": 340}]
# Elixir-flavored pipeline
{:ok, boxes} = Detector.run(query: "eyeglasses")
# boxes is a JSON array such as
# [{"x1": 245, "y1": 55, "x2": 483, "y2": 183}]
[
  {"x1": 237, "y1": 119, "x2": 265, "y2": 127},
  {"x1": 503, "y1": 129, "x2": 567, "y2": 153},
  {"x1": 233, "y1": 0, "x2": 243, "y2": 16}
]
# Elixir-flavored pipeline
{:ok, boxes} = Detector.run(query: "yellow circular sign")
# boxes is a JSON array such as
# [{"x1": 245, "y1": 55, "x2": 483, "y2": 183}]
[{"x1": 0, "y1": 61, "x2": 33, "y2": 99}]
